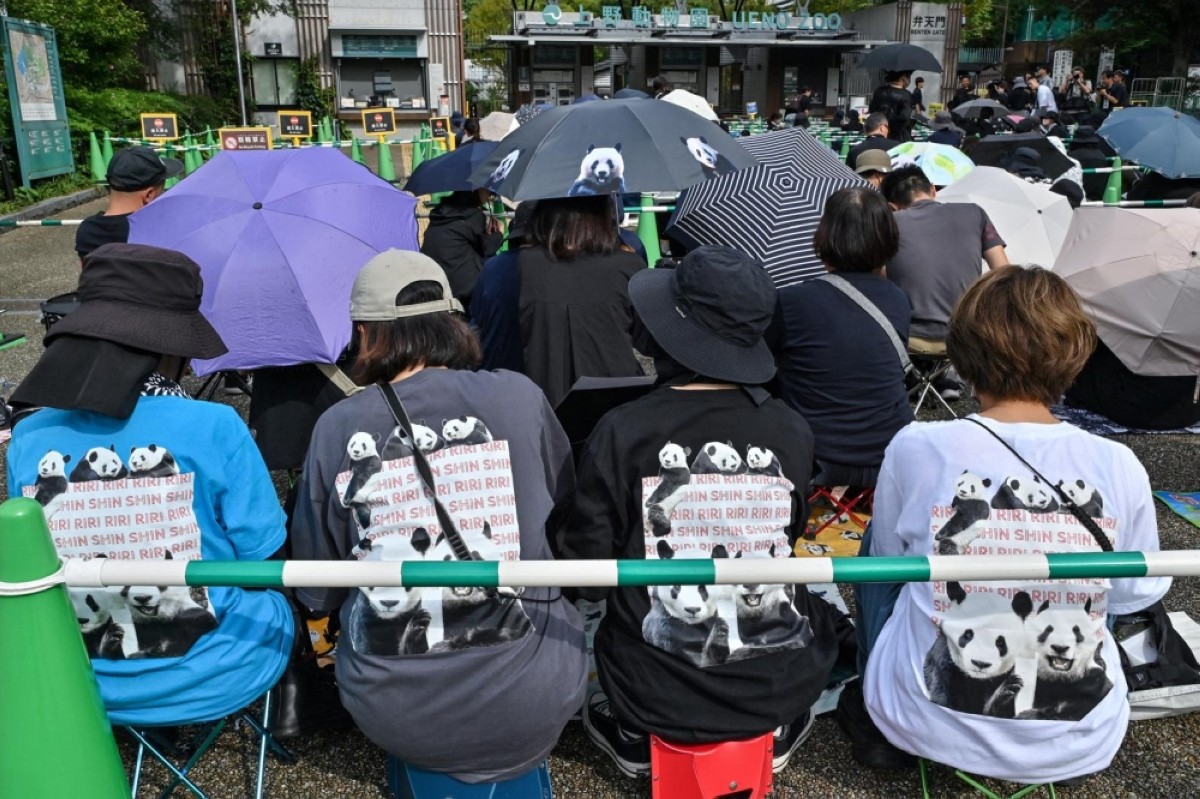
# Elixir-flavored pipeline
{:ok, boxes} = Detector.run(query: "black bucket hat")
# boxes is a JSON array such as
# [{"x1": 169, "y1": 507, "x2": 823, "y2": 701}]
[
  {"x1": 47, "y1": 243, "x2": 227, "y2": 359},
  {"x1": 628, "y1": 245, "x2": 776, "y2": 384}
]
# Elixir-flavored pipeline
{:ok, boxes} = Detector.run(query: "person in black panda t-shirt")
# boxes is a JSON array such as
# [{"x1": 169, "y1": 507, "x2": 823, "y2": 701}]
[{"x1": 563, "y1": 246, "x2": 842, "y2": 779}]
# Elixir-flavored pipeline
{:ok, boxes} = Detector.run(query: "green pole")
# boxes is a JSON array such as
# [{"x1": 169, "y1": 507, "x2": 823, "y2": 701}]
[
  {"x1": 839, "y1": 135, "x2": 851, "y2": 162},
  {"x1": 377, "y1": 137, "x2": 397, "y2": 182},
  {"x1": 350, "y1": 137, "x2": 365, "y2": 164},
  {"x1": 204, "y1": 130, "x2": 216, "y2": 159},
  {"x1": 100, "y1": 131, "x2": 114, "y2": 169},
  {"x1": 637, "y1": 193, "x2": 662, "y2": 267},
  {"x1": 1103, "y1": 156, "x2": 1123, "y2": 206},
  {"x1": 493, "y1": 198, "x2": 509, "y2": 252},
  {"x1": 0, "y1": 499, "x2": 129, "y2": 797},
  {"x1": 88, "y1": 133, "x2": 106, "y2": 183}
]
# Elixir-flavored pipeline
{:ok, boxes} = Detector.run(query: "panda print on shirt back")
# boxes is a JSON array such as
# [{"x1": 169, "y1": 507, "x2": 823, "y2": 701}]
[
  {"x1": 923, "y1": 468, "x2": 1114, "y2": 720},
  {"x1": 638, "y1": 440, "x2": 812, "y2": 669},
  {"x1": 24, "y1": 444, "x2": 217, "y2": 660},
  {"x1": 332, "y1": 414, "x2": 532, "y2": 657}
]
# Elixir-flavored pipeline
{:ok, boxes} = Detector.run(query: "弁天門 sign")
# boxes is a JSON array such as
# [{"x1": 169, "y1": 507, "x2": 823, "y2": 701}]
[{"x1": 1, "y1": 17, "x2": 74, "y2": 187}]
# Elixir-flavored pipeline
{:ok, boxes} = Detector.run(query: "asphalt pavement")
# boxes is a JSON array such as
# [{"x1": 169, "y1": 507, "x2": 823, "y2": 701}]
[{"x1": 2, "y1": 196, "x2": 1200, "y2": 797}]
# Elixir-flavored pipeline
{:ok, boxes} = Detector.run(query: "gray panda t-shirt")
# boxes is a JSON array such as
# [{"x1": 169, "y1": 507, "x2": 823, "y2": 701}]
[{"x1": 290, "y1": 368, "x2": 586, "y2": 782}]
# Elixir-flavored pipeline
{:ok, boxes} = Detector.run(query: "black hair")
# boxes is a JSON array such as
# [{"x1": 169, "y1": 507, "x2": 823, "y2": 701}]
[
  {"x1": 813, "y1": 187, "x2": 899, "y2": 273},
  {"x1": 463, "y1": 118, "x2": 481, "y2": 137},
  {"x1": 527, "y1": 195, "x2": 620, "y2": 260},
  {"x1": 864, "y1": 112, "x2": 889, "y2": 133},
  {"x1": 351, "y1": 281, "x2": 481, "y2": 384},
  {"x1": 884, "y1": 71, "x2": 911, "y2": 83},
  {"x1": 881, "y1": 165, "x2": 933, "y2": 208}
]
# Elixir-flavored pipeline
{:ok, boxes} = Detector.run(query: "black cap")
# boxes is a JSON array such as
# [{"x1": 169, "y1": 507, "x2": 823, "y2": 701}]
[
  {"x1": 628, "y1": 246, "x2": 777, "y2": 384},
  {"x1": 106, "y1": 147, "x2": 185, "y2": 191}
]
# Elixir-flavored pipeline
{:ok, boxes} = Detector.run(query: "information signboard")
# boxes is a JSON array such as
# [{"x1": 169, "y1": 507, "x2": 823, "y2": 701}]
[
  {"x1": 219, "y1": 127, "x2": 273, "y2": 151},
  {"x1": 1, "y1": 17, "x2": 73, "y2": 186},
  {"x1": 140, "y1": 113, "x2": 180, "y2": 141},
  {"x1": 278, "y1": 110, "x2": 313, "y2": 139},
  {"x1": 362, "y1": 108, "x2": 397, "y2": 136}
]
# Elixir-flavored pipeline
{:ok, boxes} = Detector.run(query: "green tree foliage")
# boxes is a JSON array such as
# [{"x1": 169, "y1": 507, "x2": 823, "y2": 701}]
[
  {"x1": 5, "y1": 0, "x2": 148, "y2": 89},
  {"x1": 1033, "y1": 0, "x2": 1199, "y2": 76}
]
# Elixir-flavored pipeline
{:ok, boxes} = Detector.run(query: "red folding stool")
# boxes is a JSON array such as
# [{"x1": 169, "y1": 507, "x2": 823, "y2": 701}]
[
  {"x1": 650, "y1": 734, "x2": 774, "y2": 799},
  {"x1": 804, "y1": 461, "x2": 879, "y2": 541}
]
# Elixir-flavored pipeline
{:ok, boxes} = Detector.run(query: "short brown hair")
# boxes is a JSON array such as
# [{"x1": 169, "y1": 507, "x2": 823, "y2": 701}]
[
  {"x1": 350, "y1": 281, "x2": 481, "y2": 385},
  {"x1": 947, "y1": 266, "x2": 1095, "y2": 406}
]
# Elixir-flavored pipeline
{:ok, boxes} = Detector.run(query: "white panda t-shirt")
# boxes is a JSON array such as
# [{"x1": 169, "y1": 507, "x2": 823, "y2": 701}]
[{"x1": 864, "y1": 416, "x2": 1170, "y2": 783}]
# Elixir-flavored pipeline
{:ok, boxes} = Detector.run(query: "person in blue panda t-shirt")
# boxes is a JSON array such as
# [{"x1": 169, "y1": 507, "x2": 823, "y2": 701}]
[{"x1": 6, "y1": 243, "x2": 293, "y2": 726}]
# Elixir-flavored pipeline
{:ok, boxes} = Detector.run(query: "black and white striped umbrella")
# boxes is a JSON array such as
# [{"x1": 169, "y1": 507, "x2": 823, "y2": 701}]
[{"x1": 667, "y1": 127, "x2": 866, "y2": 287}]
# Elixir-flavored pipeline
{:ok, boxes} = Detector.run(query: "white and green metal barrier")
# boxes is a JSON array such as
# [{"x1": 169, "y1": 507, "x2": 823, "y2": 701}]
[{"x1": 62, "y1": 549, "x2": 1200, "y2": 591}]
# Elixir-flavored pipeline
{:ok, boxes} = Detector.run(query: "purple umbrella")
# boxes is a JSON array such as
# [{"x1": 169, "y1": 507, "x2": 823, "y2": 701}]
[{"x1": 128, "y1": 148, "x2": 418, "y2": 375}]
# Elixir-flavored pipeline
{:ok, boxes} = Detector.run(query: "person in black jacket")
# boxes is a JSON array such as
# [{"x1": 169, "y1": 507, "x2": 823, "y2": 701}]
[
  {"x1": 847, "y1": 113, "x2": 900, "y2": 171},
  {"x1": 1007, "y1": 77, "x2": 1032, "y2": 111},
  {"x1": 420, "y1": 189, "x2": 504, "y2": 315},
  {"x1": 869, "y1": 72, "x2": 914, "y2": 143}
]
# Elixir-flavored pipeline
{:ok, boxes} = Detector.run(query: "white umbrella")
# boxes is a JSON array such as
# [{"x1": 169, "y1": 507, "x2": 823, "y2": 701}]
[
  {"x1": 937, "y1": 166, "x2": 1073, "y2": 268},
  {"x1": 479, "y1": 111, "x2": 515, "y2": 142},
  {"x1": 1054, "y1": 207, "x2": 1200, "y2": 377},
  {"x1": 660, "y1": 89, "x2": 718, "y2": 122}
]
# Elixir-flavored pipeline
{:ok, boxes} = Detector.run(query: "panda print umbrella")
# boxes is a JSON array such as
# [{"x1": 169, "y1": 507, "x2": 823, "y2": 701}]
[
  {"x1": 667, "y1": 127, "x2": 867, "y2": 287},
  {"x1": 467, "y1": 98, "x2": 757, "y2": 201}
]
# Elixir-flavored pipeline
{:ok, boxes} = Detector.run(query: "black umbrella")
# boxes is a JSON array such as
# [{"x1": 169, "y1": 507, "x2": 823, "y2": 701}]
[
  {"x1": 859, "y1": 43, "x2": 943, "y2": 74},
  {"x1": 667, "y1": 128, "x2": 867, "y2": 287},
  {"x1": 968, "y1": 133, "x2": 1074, "y2": 180},
  {"x1": 403, "y1": 141, "x2": 498, "y2": 195},
  {"x1": 555, "y1": 375, "x2": 655, "y2": 460},
  {"x1": 467, "y1": 98, "x2": 757, "y2": 201}
]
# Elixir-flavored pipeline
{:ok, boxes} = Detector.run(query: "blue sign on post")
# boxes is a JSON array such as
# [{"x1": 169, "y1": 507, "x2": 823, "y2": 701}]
[{"x1": 2, "y1": 17, "x2": 73, "y2": 187}]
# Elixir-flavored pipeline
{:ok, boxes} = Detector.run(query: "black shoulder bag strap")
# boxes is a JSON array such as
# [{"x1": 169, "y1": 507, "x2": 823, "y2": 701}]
[
  {"x1": 376, "y1": 382, "x2": 478, "y2": 562},
  {"x1": 966, "y1": 417, "x2": 1113, "y2": 552}
]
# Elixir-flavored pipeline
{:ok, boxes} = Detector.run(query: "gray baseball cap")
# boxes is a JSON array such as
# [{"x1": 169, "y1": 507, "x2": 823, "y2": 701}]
[{"x1": 350, "y1": 249, "x2": 463, "y2": 322}]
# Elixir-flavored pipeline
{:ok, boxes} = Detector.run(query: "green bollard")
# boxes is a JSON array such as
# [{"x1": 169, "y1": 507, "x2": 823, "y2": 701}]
[
  {"x1": 350, "y1": 137, "x2": 365, "y2": 164},
  {"x1": 377, "y1": 137, "x2": 396, "y2": 182},
  {"x1": 100, "y1": 131, "x2": 114, "y2": 169},
  {"x1": 322, "y1": 116, "x2": 333, "y2": 145},
  {"x1": 637, "y1": 193, "x2": 662, "y2": 267},
  {"x1": 204, "y1": 130, "x2": 216, "y2": 159},
  {"x1": 163, "y1": 144, "x2": 180, "y2": 189},
  {"x1": 0, "y1": 499, "x2": 130, "y2": 797},
  {"x1": 839, "y1": 135, "x2": 851, "y2": 163},
  {"x1": 493, "y1": 198, "x2": 509, "y2": 252},
  {"x1": 1103, "y1": 156, "x2": 1123, "y2": 206},
  {"x1": 411, "y1": 136, "x2": 425, "y2": 173},
  {"x1": 88, "y1": 132, "x2": 106, "y2": 183}
]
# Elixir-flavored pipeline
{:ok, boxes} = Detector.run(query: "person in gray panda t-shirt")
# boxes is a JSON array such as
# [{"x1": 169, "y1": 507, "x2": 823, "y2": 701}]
[{"x1": 290, "y1": 250, "x2": 586, "y2": 784}]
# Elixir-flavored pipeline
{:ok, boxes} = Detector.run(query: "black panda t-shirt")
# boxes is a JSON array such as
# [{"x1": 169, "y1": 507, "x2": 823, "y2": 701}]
[{"x1": 562, "y1": 385, "x2": 840, "y2": 742}]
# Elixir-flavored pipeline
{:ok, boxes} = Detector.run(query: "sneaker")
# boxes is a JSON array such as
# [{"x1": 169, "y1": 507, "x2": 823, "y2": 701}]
[
  {"x1": 772, "y1": 710, "x2": 815, "y2": 773},
  {"x1": 835, "y1": 680, "x2": 916, "y2": 770},
  {"x1": 938, "y1": 385, "x2": 962, "y2": 401},
  {"x1": 583, "y1": 693, "x2": 650, "y2": 778}
]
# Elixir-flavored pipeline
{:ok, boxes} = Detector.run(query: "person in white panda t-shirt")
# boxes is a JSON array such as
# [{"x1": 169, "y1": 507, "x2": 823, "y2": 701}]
[{"x1": 839, "y1": 266, "x2": 1170, "y2": 785}]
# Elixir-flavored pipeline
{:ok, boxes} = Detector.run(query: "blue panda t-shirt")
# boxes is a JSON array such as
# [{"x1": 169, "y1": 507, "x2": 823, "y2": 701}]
[
  {"x1": 864, "y1": 416, "x2": 1170, "y2": 782},
  {"x1": 7, "y1": 394, "x2": 294, "y2": 725}
]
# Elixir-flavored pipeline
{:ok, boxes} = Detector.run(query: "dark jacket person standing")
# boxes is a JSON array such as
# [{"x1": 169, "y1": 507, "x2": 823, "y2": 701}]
[{"x1": 420, "y1": 190, "x2": 504, "y2": 314}]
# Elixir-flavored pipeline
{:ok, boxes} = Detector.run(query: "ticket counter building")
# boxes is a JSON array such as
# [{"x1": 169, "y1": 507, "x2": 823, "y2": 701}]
[{"x1": 491, "y1": 5, "x2": 889, "y2": 115}]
